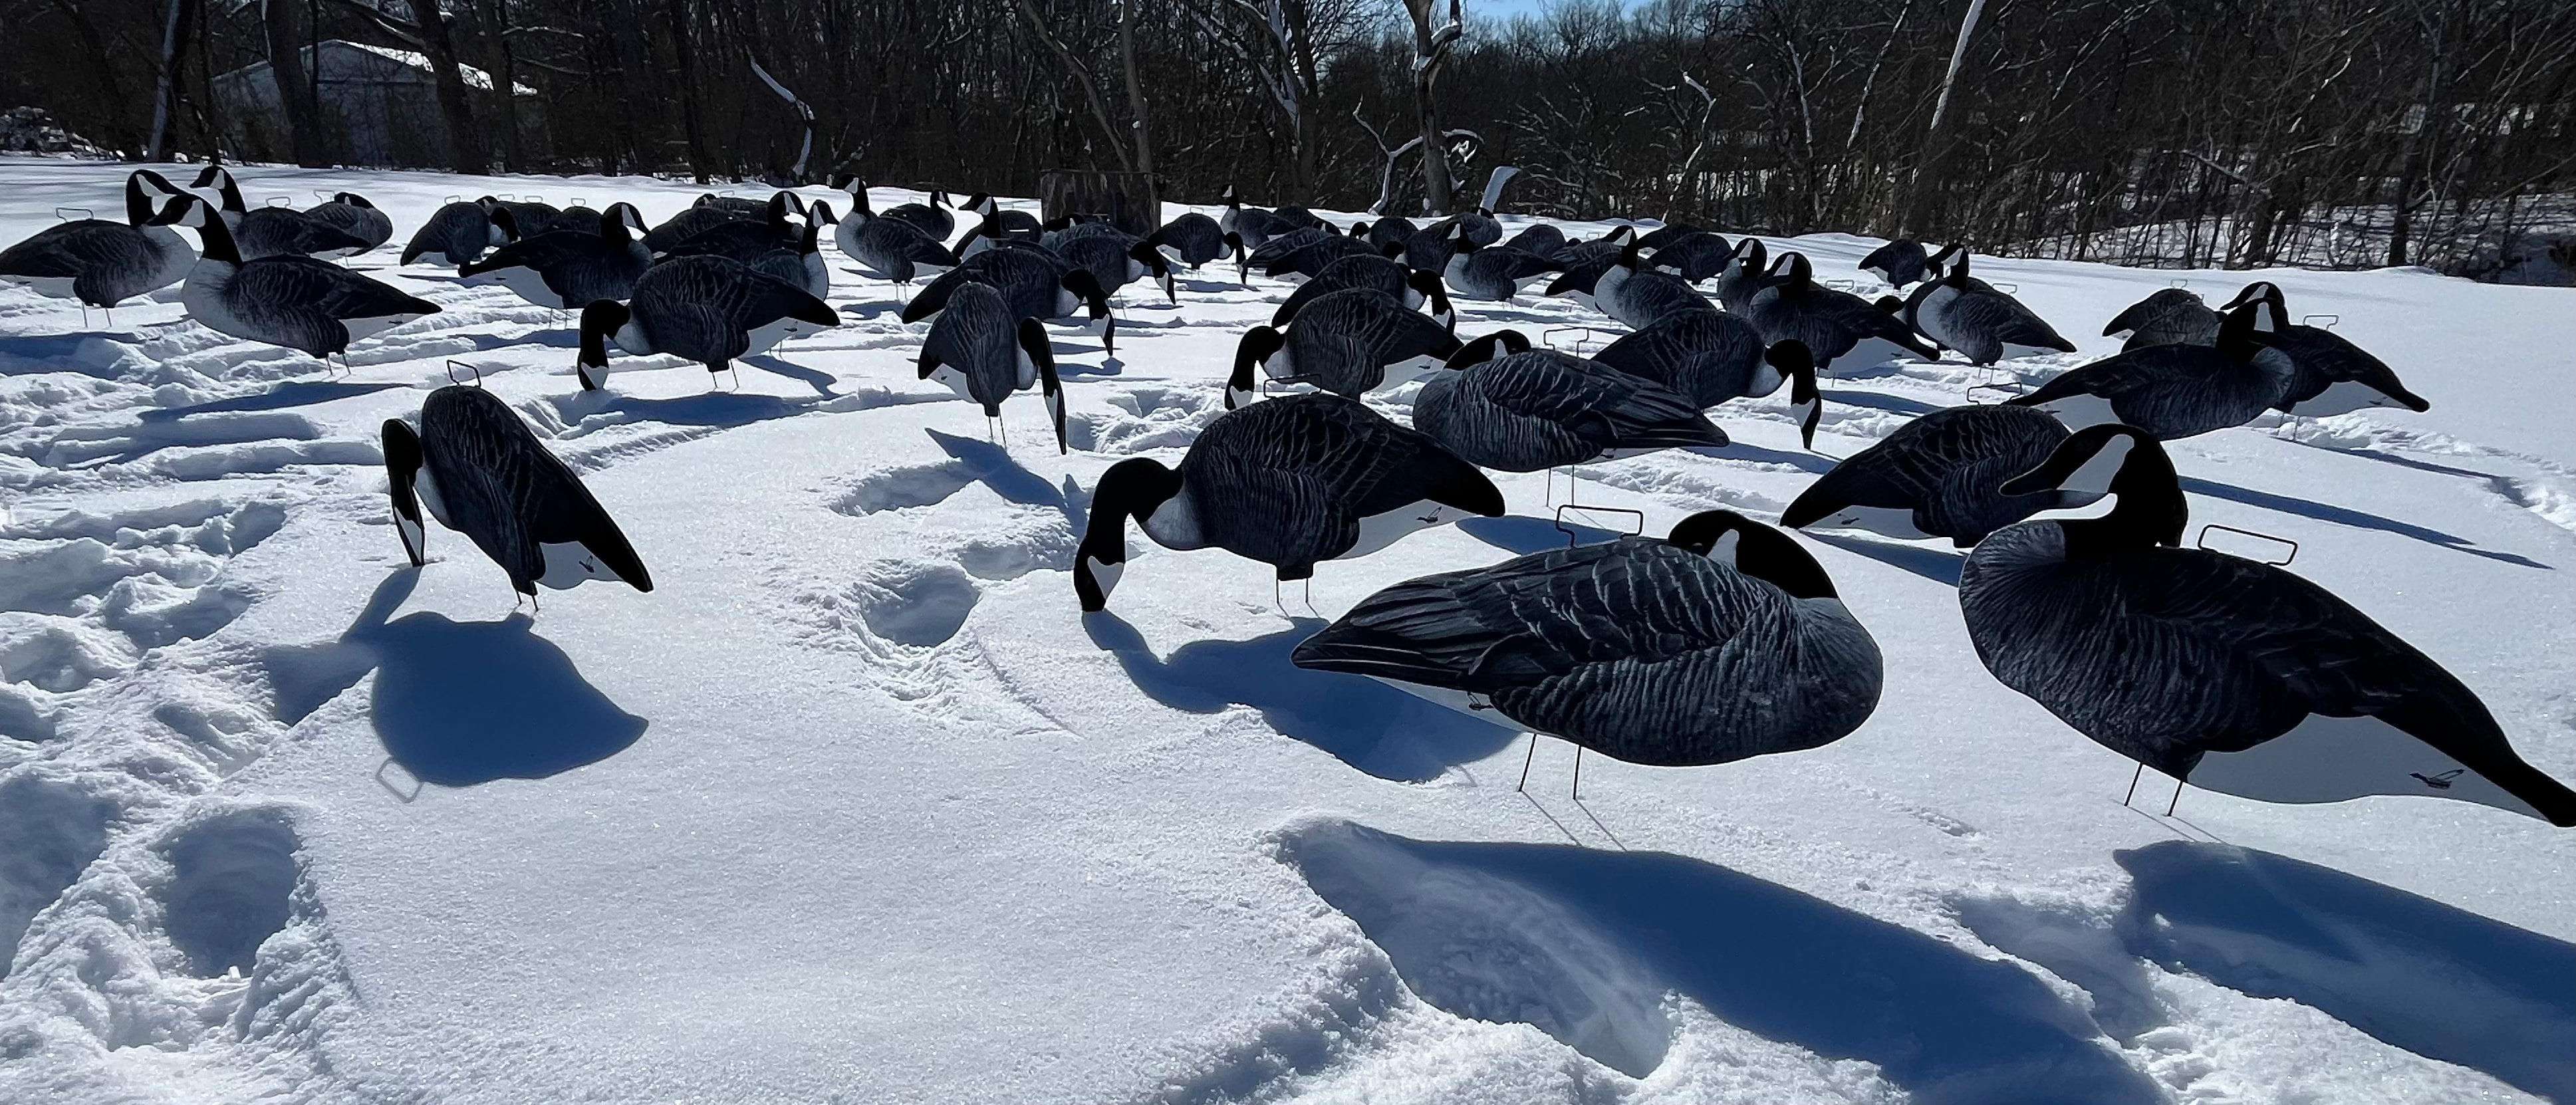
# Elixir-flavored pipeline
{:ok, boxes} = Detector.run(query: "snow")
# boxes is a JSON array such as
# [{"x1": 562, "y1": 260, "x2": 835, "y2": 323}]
[{"x1": 0, "y1": 157, "x2": 2571, "y2": 1105}]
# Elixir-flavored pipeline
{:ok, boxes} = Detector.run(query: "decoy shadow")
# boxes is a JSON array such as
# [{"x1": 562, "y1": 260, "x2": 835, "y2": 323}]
[
  {"x1": 2179, "y1": 476, "x2": 2549, "y2": 569},
  {"x1": 1810, "y1": 531, "x2": 1966, "y2": 586}
]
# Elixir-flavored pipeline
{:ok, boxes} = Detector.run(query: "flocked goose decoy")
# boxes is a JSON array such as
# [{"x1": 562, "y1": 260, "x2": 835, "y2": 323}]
[
  {"x1": 1959, "y1": 425, "x2": 2576, "y2": 824},
  {"x1": 404, "y1": 199, "x2": 511, "y2": 266},
  {"x1": 383, "y1": 384, "x2": 652, "y2": 598},
  {"x1": 1858, "y1": 239, "x2": 1931, "y2": 287},
  {"x1": 1781, "y1": 402, "x2": 2079, "y2": 547},
  {"x1": 189, "y1": 166, "x2": 371, "y2": 261},
  {"x1": 1271, "y1": 254, "x2": 1453, "y2": 331},
  {"x1": 1073, "y1": 392, "x2": 1503, "y2": 611},
  {"x1": 305, "y1": 193, "x2": 394, "y2": 252},
  {"x1": 170, "y1": 197, "x2": 438, "y2": 358},
  {"x1": 1746, "y1": 252, "x2": 1938, "y2": 372},
  {"x1": 1225, "y1": 287, "x2": 1468, "y2": 408},
  {"x1": 833, "y1": 183, "x2": 962, "y2": 285},
  {"x1": 0, "y1": 168, "x2": 196, "y2": 310},
  {"x1": 1292, "y1": 510, "x2": 1882, "y2": 783},
  {"x1": 1900, "y1": 250, "x2": 2077, "y2": 366},
  {"x1": 2010, "y1": 293, "x2": 2293, "y2": 439},
  {"x1": 1412, "y1": 343, "x2": 1730, "y2": 473},
  {"x1": 918, "y1": 281, "x2": 1067, "y2": 453},
  {"x1": 575, "y1": 254, "x2": 840, "y2": 389},
  {"x1": 2221, "y1": 282, "x2": 2429, "y2": 417},
  {"x1": 459, "y1": 202, "x2": 653, "y2": 309},
  {"x1": 2102, "y1": 287, "x2": 2219, "y2": 351}
]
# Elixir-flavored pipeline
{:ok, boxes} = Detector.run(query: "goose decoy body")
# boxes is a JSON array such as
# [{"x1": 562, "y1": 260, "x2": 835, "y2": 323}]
[
  {"x1": 1711, "y1": 237, "x2": 1773, "y2": 314},
  {"x1": 404, "y1": 199, "x2": 511, "y2": 266},
  {"x1": 1593, "y1": 242, "x2": 1718, "y2": 329},
  {"x1": 963, "y1": 193, "x2": 1045, "y2": 239},
  {"x1": 576, "y1": 255, "x2": 840, "y2": 388},
  {"x1": 900, "y1": 246, "x2": 1116, "y2": 352},
  {"x1": 2009, "y1": 295, "x2": 2293, "y2": 439},
  {"x1": 1291, "y1": 510, "x2": 1882, "y2": 770},
  {"x1": 0, "y1": 169, "x2": 196, "y2": 308},
  {"x1": 1594, "y1": 318, "x2": 1822, "y2": 443},
  {"x1": 383, "y1": 384, "x2": 651, "y2": 597},
  {"x1": 750, "y1": 213, "x2": 831, "y2": 299},
  {"x1": 1073, "y1": 392, "x2": 1504, "y2": 610},
  {"x1": 1440, "y1": 229, "x2": 1561, "y2": 303},
  {"x1": 1630, "y1": 221, "x2": 1703, "y2": 251},
  {"x1": 540, "y1": 205, "x2": 607, "y2": 237},
  {"x1": 1643, "y1": 230, "x2": 1732, "y2": 283},
  {"x1": 1226, "y1": 287, "x2": 1467, "y2": 408},
  {"x1": 1858, "y1": 239, "x2": 1931, "y2": 287},
  {"x1": 2103, "y1": 287, "x2": 2220, "y2": 351},
  {"x1": 876, "y1": 187, "x2": 956, "y2": 242},
  {"x1": 1746, "y1": 252, "x2": 1937, "y2": 372},
  {"x1": 458, "y1": 202, "x2": 652, "y2": 309},
  {"x1": 662, "y1": 193, "x2": 799, "y2": 261},
  {"x1": 1960, "y1": 425, "x2": 2576, "y2": 824},
  {"x1": 1218, "y1": 185, "x2": 1296, "y2": 249},
  {"x1": 644, "y1": 198, "x2": 754, "y2": 255},
  {"x1": 1503, "y1": 223, "x2": 1568, "y2": 260},
  {"x1": 1901, "y1": 251, "x2": 2076, "y2": 366},
  {"x1": 170, "y1": 197, "x2": 438, "y2": 358},
  {"x1": 1412, "y1": 344, "x2": 1730, "y2": 472},
  {"x1": 1364, "y1": 215, "x2": 1418, "y2": 254},
  {"x1": 834, "y1": 182, "x2": 962, "y2": 284},
  {"x1": 918, "y1": 281, "x2": 1067, "y2": 453},
  {"x1": 1538, "y1": 227, "x2": 1640, "y2": 307},
  {"x1": 1271, "y1": 255, "x2": 1452, "y2": 330},
  {"x1": 305, "y1": 193, "x2": 394, "y2": 251},
  {"x1": 482, "y1": 196, "x2": 564, "y2": 238},
  {"x1": 190, "y1": 166, "x2": 370, "y2": 261},
  {"x1": 1043, "y1": 222, "x2": 1175, "y2": 303},
  {"x1": 1261, "y1": 232, "x2": 1378, "y2": 281},
  {"x1": 695, "y1": 193, "x2": 774, "y2": 218},
  {"x1": 1245, "y1": 225, "x2": 1335, "y2": 272},
  {"x1": 1146, "y1": 212, "x2": 1241, "y2": 270},
  {"x1": 1781, "y1": 402, "x2": 2080, "y2": 546},
  {"x1": 2222, "y1": 282, "x2": 2428, "y2": 416}
]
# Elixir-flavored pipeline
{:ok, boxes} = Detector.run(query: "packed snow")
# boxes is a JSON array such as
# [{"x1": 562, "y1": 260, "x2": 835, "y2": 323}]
[{"x1": 0, "y1": 156, "x2": 2570, "y2": 1105}]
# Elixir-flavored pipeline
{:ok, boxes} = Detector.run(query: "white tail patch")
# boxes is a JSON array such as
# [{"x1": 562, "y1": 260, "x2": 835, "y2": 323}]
[
  {"x1": 2285, "y1": 379, "x2": 2406, "y2": 418},
  {"x1": 537, "y1": 541, "x2": 630, "y2": 590},
  {"x1": 1346, "y1": 499, "x2": 1466, "y2": 558},
  {"x1": 1822, "y1": 505, "x2": 1931, "y2": 541},
  {"x1": 2190, "y1": 713, "x2": 2548, "y2": 821},
  {"x1": 2038, "y1": 392, "x2": 2122, "y2": 432}
]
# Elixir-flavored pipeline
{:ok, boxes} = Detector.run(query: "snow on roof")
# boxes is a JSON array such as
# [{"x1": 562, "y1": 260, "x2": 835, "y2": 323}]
[{"x1": 336, "y1": 41, "x2": 540, "y2": 97}]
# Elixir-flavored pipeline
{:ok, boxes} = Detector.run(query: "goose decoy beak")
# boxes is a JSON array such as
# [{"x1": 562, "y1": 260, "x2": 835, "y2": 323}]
[{"x1": 381, "y1": 419, "x2": 429, "y2": 566}]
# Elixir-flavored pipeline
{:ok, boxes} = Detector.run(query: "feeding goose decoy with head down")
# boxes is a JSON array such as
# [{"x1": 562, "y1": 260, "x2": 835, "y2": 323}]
[
  {"x1": 643, "y1": 195, "x2": 757, "y2": 255},
  {"x1": 304, "y1": 193, "x2": 394, "y2": 252},
  {"x1": 2009, "y1": 293, "x2": 2293, "y2": 439},
  {"x1": 1271, "y1": 254, "x2": 1452, "y2": 330},
  {"x1": 1412, "y1": 342, "x2": 1731, "y2": 474},
  {"x1": 2103, "y1": 287, "x2": 2220, "y2": 351},
  {"x1": 1900, "y1": 249, "x2": 2077, "y2": 366},
  {"x1": 1859, "y1": 239, "x2": 1932, "y2": 288},
  {"x1": 1591, "y1": 240, "x2": 1720, "y2": 330},
  {"x1": 1642, "y1": 229, "x2": 1732, "y2": 283},
  {"x1": 902, "y1": 245, "x2": 1116, "y2": 352},
  {"x1": 833, "y1": 182, "x2": 962, "y2": 285},
  {"x1": 918, "y1": 281, "x2": 1067, "y2": 453},
  {"x1": 1292, "y1": 510, "x2": 1882, "y2": 791},
  {"x1": 383, "y1": 384, "x2": 652, "y2": 600},
  {"x1": 1593, "y1": 318, "x2": 1823, "y2": 445},
  {"x1": 576, "y1": 254, "x2": 840, "y2": 390},
  {"x1": 1145, "y1": 211, "x2": 1242, "y2": 273},
  {"x1": 167, "y1": 196, "x2": 439, "y2": 359},
  {"x1": 0, "y1": 168, "x2": 196, "y2": 311},
  {"x1": 1073, "y1": 392, "x2": 1503, "y2": 612},
  {"x1": 1747, "y1": 252, "x2": 1938, "y2": 373},
  {"x1": 1781, "y1": 402, "x2": 2080, "y2": 547},
  {"x1": 404, "y1": 198, "x2": 512, "y2": 266},
  {"x1": 458, "y1": 202, "x2": 652, "y2": 309},
  {"x1": 2220, "y1": 282, "x2": 2429, "y2": 417},
  {"x1": 1041, "y1": 220, "x2": 1176, "y2": 304},
  {"x1": 1226, "y1": 287, "x2": 1470, "y2": 409},
  {"x1": 1959, "y1": 425, "x2": 2576, "y2": 825}
]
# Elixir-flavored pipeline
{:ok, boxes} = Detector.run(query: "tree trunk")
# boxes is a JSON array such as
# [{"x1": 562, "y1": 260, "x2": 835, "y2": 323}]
[
  {"x1": 1115, "y1": 0, "x2": 1158, "y2": 213},
  {"x1": 1903, "y1": 0, "x2": 1988, "y2": 236},
  {"x1": 663, "y1": 0, "x2": 714, "y2": 182},
  {"x1": 147, "y1": 0, "x2": 197, "y2": 160},
  {"x1": 472, "y1": 0, "x2": 526, "y2": 171},
  {"x1": 400, "y1": 0, "x2": 489, "y2": 174},
  {"x1": 260, "y1": 0, "x2": 328, "y2": 166},
  {"x1": 1404, "y1": 0, "x2": 1460, "y2": 215}
]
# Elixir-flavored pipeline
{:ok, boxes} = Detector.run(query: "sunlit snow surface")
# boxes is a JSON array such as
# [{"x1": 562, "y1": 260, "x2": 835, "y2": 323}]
[{"x1": 0, "y1": 156, "x2": 2570, "y2": 1105}]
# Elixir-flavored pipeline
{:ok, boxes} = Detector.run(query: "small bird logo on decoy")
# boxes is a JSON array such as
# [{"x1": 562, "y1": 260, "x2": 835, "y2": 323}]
[{"x1": 2412, "y1": 769, "x2": 2464, "y2": 790}]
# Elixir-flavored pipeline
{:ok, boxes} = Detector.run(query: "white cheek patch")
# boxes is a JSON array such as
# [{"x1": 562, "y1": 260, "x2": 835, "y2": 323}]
[
  {"x1": 1263, "y1": 346, "x2": 1297, "y2": 381},
  {"x1": 1083, "y1": 555, "x2": 1124, "y2": 597},
  {"x1": 537, "y1": 541, "x2": 628, "y2": 590},
  {"x1": 613, "y1": 318, "x2": 652, "y2": 356},
  {"x1": 413, "y1": 465, "x2": 453, "y2": 527},
  {"x1": 396, "y1": 514, "x2": 426, "y2": 562},
  {"x1": 1226, "y1": 383, "x2": 1259, "y2": 410},
  {"x1": 1708, "y1": 529, "x2": 1742, "y2": 566},
  {"x1": 2039, "y1": 392, "x2": 2121, "y2": 431},
  {"x1": 1043, "y1": 388, "x2": 1065, "y2": 427},
  {"x1": 2057, "y1": 433, "x2": 2135, "y2": 497}
]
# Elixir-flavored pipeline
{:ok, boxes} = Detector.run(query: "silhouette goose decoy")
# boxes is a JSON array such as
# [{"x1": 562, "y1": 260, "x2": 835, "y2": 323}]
[
  {"x1": 1901, "y1": 250, "x2": 2076, "y2": 366},
  {"x1": 1594, "y1": 318, "x2": 1823, "y2": 444},
  {"x1": 901, "y1": 247, "x2": 1115, "y2": 352},
  {"x1": 1412, "y1": 343, "x2": 1730, "y2": 473},
  {"x1": 305, "y1": 193, "x2": 394, "y2": 252},
  {"x1": 1782, "y1": 403, "x2": 2081, "y2": 547},
  {"x1": 2102, "y1": 287, "x2": 2218, "y2": 350},
  {"x1": 918, "y1": 281, "x2": 1067, "y2": 453},
  {"x1": 0, "y1": 169, "x2": 196, "y2": 310},
  {"x1": 1073, "y1": 392, "x2": 1504, "y2": 611},
  {"x1": 1225, "y1": 287, "x2": 1469, "y2": 409},
  {"x1": 189, "y1": 166, "x2": 370, "y2": 260},
  {"x1": 2009, "y1": 293, "x2": 2293, "y2": 439},
  {"x1": 1291, "y1": 511, "x2": 1882, "y2": 786},
  {"x1": 1502, "y1": 223, "x2": 1568, "y2": 261},
  {"x1": 1643, "y1": 229, "x2": 1732, "y2": 283},
  {"x1": 1746, "y1": 252, "x2": 1938, "y2": 372},
  {"x1": 1711, "y1": 236, "x2": 1773, "y2": 314},
  {"x1": 168, "y1": 197, "x2": 438, "y2": 358},
  {"x1": 1271, "y1": 254, "x2": 1452, "y2": 330},
  {"x1": 404, "y1": 199, "x2": 511, "y2": 266},
  {"x1": 1959, "y1": 425, "x2": 2576, "y2": 824},
  {"x1": 576, "y1": 255, "x2": 840, "y2": 389},
  {"x1": 1593, "y1": 241, "x2": 1719, "y2": 329},
  {"x1": 1145, "y1": 211, "x2": 1241, "y2": 272},
  {"x1": 833, "y1": 182, "x2": 962, "y2": 285},
  {"x1": 1440, "y1": 227, "x2": 1562, "y2": 303},
  {"x1": 643, "y1": 196, "x2": 756, "y2": 255},
  {"x1": 459, "y1": 202, "x2": 652, "y2": 309},
  {"x1": 1042, "y1": 221, "x2": 1176, "y2": 303},
  {"x1": 2221, "y1": 282, "x2": 2429, "y2": 416},
  {"x1": 383, "y1": 384, "x2": 652, "y2": 598},
  {"x1": 1859, "y1": 239, "x2": 1931, "y2": 287}
]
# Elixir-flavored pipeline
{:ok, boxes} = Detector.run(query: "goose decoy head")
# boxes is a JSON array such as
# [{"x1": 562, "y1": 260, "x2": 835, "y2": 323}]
[
  {"x1": 1227, "y1": 326, "x2": 1285, "y2": 410},
  {"x1": 485, "y1": 205, "x2": 523, "y2": 243},
  {"x1": 1442, "y1": 328, "x2": 1529, "y2": 372},
  {"x1": 2215, "y1": 292, "x2": 2288, "y2": 356},
  {"x1": 809, "y1": 199, "x2": 839, "y2": 227},
  {"x1": 1771, "y1": 251, "x2": 1812, "y2": 285},
  {"x1": 1406, "y1": 269, "x2": 1456, "y2": 330},
  {"x1": 381, "y1": 418, "x2": 430, "y2": 566},
  {"x1": 576, "y1": 301, "x2": 633, "y2": 391},
  {"x1": 600, "y1": 202, "x2": 646, "y2": 241},
  {"x1": 1600, "y1": 225, "x2": 1634, "y2": 245},
  {"x1": 1075, "y1": 457, "x2": 1185, "y2": 611},
  {"x1": 338, "y1": 193, "x2": 375, "y2": 209},
  {"x1": 2000, "y1": 424, "x2": 2184, "y2": 552},
  {"x1": 1225, "y1": 231, "x2": 1249, "y2": 285},
  {"x1": 1667, "y1": 511, "x2": 1839, "y2": 599},
  {"x1": 1769, "y1": 342, "x2": 1822, "y2": 449},
  {"x1": 1061, "y1": 269, "x2": 1116, "y2": 354},
  {"x1": 2220, "y1": 281, "x2": 2285, "y2": 313},
  {"x1": 174, "y1": 198, "x2": 239, "y2": 263},
  {"x1": 1350, "y1": 220, "x2": 1371, "y2": 238},
  {"x1": 1221, "y1": 184, "x2": 1240, "y2": 210},
  {"x1": 1126, "y1": 241, "x2": 1177, "y2": 303},
  {"x1": 126, "y1": 169, "x2": 187, "y2": 227}
]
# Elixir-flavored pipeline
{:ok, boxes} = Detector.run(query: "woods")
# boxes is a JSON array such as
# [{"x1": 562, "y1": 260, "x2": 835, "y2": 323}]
[{"x1": 4, "y1": 0, "x2": 2570, "y2": 275}]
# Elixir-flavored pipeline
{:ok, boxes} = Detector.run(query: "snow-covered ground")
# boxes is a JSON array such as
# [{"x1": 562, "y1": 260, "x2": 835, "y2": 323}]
[{"x1": 1, "y1": 157, "x2": 2571, "y2": 1105}]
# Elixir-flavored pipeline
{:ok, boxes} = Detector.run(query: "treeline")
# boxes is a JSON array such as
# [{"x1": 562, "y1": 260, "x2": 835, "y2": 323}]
[{"x1": 7, "y1": 0, "x2": 2573, "y2": 273}]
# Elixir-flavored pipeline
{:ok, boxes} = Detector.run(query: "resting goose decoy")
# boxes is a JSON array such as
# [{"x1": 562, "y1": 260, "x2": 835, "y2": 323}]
[
  {"x1": 1781, "y1": 402, "x2": 2079, "y2": 547},
  {"x1": 918, "y1": 281, "x2": 1067, "y2": 453},
  {"x1": 540, "y1": 205, "x2": 607, "y2": 237},
  {"x1": 643, "y1": 197, "x2": 755, "y2": 255},
  {"x1": 0, "y1": 169, "x2": 195, "y2": 309},
  {"x1": 833, "y1": 182, "x2": 962, "y2": 284},
  {"x1": 900, "y1": 246, "x2": 1116, "y2": 352},
  {"x1": 383, "y1": 384, "x2": 651, "y2": 598},
  {"x1": 482, "y1": 196, "x2": 564, "y2": 239},
  {"x1": 2221, "y1": 282, "x2": 2428, "y2": 416},
  {"x1": 1858, "y1": 239, "x2": 1931, "y2": 287},
  {"x1": 170, "y1": 197, "x2": 439, "y2": 358},
  {"x1": 1441, "y1": 228, "x2": 1562, "y2": 303},
  {"x1": 1413, "y1": 344, "x2": 1730, "y2": 472},
  {"x1": 1261, "y1": 232, "x2": 1379, "y2": 282},
  {"x1": 1364, "y1": 215, "x2": 1418, "y2": 254},
  {"x1": 1900, "y1": 251, "x2": 2077, "y2": 366},
  {"x1": 1225, "y1": 287, "x2": 1469, "y2": 409},
  {"x1": 1145, "y1": 211, "x2": 1241, "y2": 271},
  {"x1": 1271, "y1": 255, "x2": 1452, "y2": 330},
  {"x1": 190, "y1": 166, "x2": 370, "y2": 261},
  {"x1": 2009, "y1": 295, "x2": 2293, "y2": 439},
  {"x1": 1073, "y1": 392, "x2": 1504, "y2": 610},
  {"x1": 2103, "y1": 287, "x2": 2220, "y2": 351},
  {"x1": 305, "y1": 193, "x2": 394, "y2": 252},
  {"x1": 1593, "y1": 242, "x2": 1719, "y2": 330},
  {"x1": 1291, "y1": 510, "x2": 1882, "y2": 774},
  {"x1": 1643, "y1": 230, "x2": 1732, "y2": 283},
  {"x1": 962, "y1": 193, "x2": 1045, "y2": 239},
  {"x1": 1630, "y1": 221, "x2": 1704, "y2": 252},
  {"x1": 1245, "y1": 225, "x2": 1335, "y2": 272},
  {"x1": 575, "y1": 255, "x2": 840, "y2": 389},
  {"x1": 881, "y1": 189, "x2": 956, "y2": 243},
  {"x1": 751, "y1": 210, "x2": 831, "y2": 299},
  {"x1": 1960, "y1": 425, "x2": 2576, "y2": 824},
  {"x1": 1502, "y1": 223, "x2": 1568, "y2": 261},
  {"x1": 459, "y1": 202, "x2": 653, "y2": 309},
  {"x1": 403, "y1": 199, "x2": 511, "y2": 266},
  {"x1": 1538, "y1": 227, "x2": 1640, "y2": 307},
  {"x1": 1711, "y1": 237, "x2": 1772, "y2": 314},
  {"x1": 1746, "y1": 253, "x2": 1938, "y2": 372}
]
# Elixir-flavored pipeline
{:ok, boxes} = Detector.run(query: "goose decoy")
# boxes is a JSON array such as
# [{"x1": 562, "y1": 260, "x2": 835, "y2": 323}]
[
  {"x1": 168, "y1": 197, "x2": 438, "y2": 358},
  {"x1": 1593, "y1": 317, "x2": 1821, "y2": 441},
  {"x1": 1413, "y1": 344, "x2": 1730, "y2": 472},
  {"x1": 1538, "y1": 227, "x2": 1640, "y2": 307},
  {"x1": 1364, "y1": 215, "x2": 1418, "y2": 254},
  {"x1": 1643, "y1": 230, "x2": 1732, "y2": 283},
  {"x1": 900, "y1": 246, "x2": 1116, "y2": 352},
  {"x1": 383, "y1": 384, "x2": 651, "y2": 598},
  {"x1": 305, "y1": 193, "x2": 394, "y2": 252},
  {"x1": 1711, "y1": 237, "x2": 1772, "y2": 314},
  {"x1": 1901, "y1": 251, "x2": 2076, "y2": 366},
  {"x1": 962, "y1": 193, "x2": 1045, "y2": 239},
  {"x1": 0, "y1": 169, "x2": 196, "y2": 309},
  {"x1": 644, "y1": 196, "x2": 755, "y2": 255},
  {"x1": 833, "y1": 182, "x2": 962, "y2": 284},
  {"x1": 1960, "y1": 425, "x2": 2576, "y2": 824},
  {"x1": 1218, "y1": 185, "x2": 1295, "y2": 249},
  {"x1": 662, "y1": 193, "x2": 799, "y2": 261},
  {"x1": 2221, "y1": 282, "x2": 2428, "y2": 416},
  {"x1": 694, "y1": 193, "x2": 773, "y2": 218},
  {"x1": 918, "y1": 281, "x2": 1067, "y2": 453},
  {"x1": 1858, "y1": 239, "x2": 1931, "y2": 287},
  {"x1": 1225, "y1": 288, "x2": 1468, "y2": 408},
  {"x1": 1271, "y1": 255, "x2": 1452, "y2": 330},
  {"x1": 1073, "y1": 392, "x2": 1503, "y2": 610},
  {"x1": 1746, "y1": 253, "x2": 1937, "y2": 372},
  {"x1": 1291, "y1": 511, "x2": 1882, "y2": 781},
  {"x1": 2009, "y1": 295, "x2": 2293, "y2": 439},
  {"x1": 1440, "y1": 227, "x2": 1561, "y2": 303},
  {"x1": 189, "y1": 166, "x2": 370, "y2": 261},
  {"x1": 1503, "y1": 223, "x2": 1568, "y2": 261},
  {"x1": 1592, "y1": 241, "x2": 1718, "y2": 329},
  {"x1": 751, "y1": 210, "x2": 831, "y2": 299},
  {"x1": 1782, "y1": 403, "x2": 2079, "y2": 546},
  {"x1": 1245, "y1": 225, "x2": 1336, "y2": 272},
  {"x1": 1631, "y1": 220, "x2": 1704, "y2": 251},
  {"x1": 2103, "y1": 287, "x2": 2220, "y2": 351},
  {"x1": 575, "y1": 255, "x2": 840, "y2": 389},
  {"x1": 1041, "y1": 221, "x2": 1176, "y2": 303},
  {"x1": 877, "y1": 187, "x2": 956, "y2": 242},
  {"x1": 403, "y1": 199, "x2": 511, "y2": 266},
  {"x1": 539, "y1": 205, "x2": 607, "y2": 237},
  {"x1": 674, "y1": 197, "x2": 830, "y2": 299},
  {"x1": 459, "y1": 202, "x2": 652, "y2": 309},
  {"x1": 481, "y1": 195, "x2": 564, "y2": 238},
  {"x1": 1145, "y1": 211, "x2": 1241, "y2": 271},
  {"x1": 1261, "y1": 232, "x2": 1379, "y2": 281}
]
